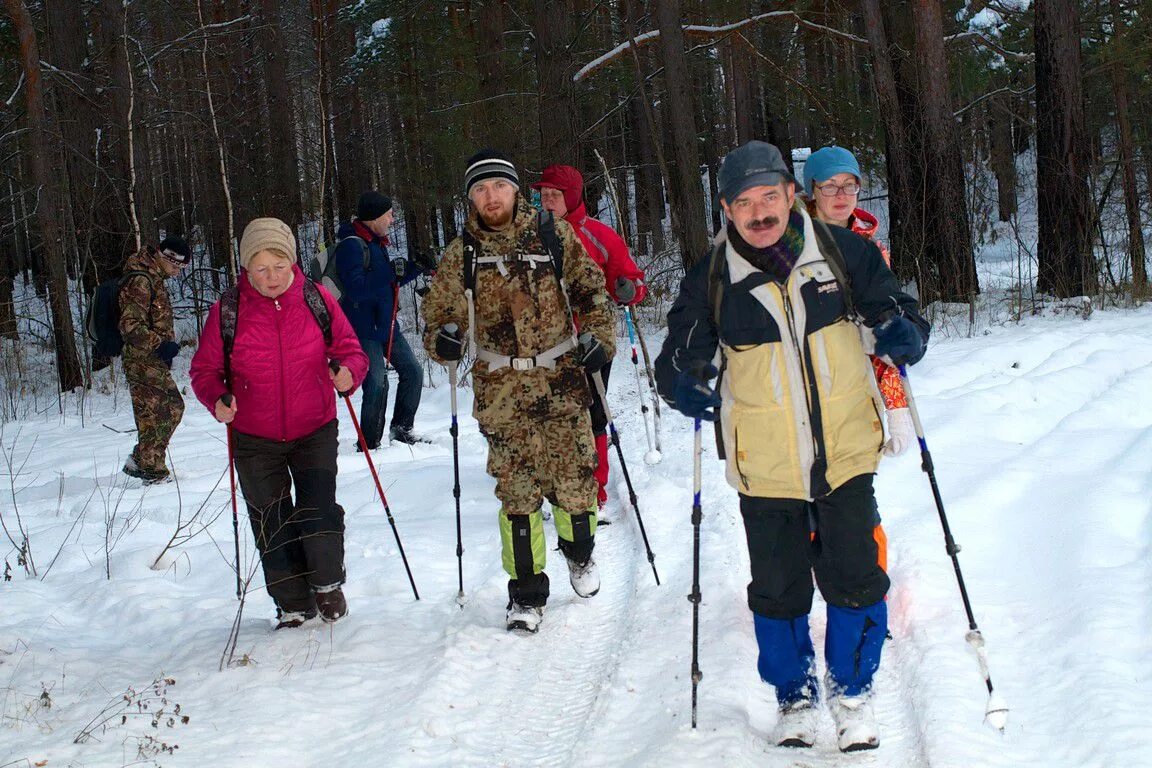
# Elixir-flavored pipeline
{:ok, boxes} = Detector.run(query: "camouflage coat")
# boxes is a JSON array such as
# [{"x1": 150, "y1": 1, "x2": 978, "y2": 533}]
[
  {"x1": 118, "y1": 248, "x2": 174, "y2": 361},
  {"x1": 422, "y1": 196, "x2": 615, "y2": 428}
]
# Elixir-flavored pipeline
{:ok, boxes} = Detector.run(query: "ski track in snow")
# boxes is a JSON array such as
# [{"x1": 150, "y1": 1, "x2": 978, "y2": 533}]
[{"x1": 6, "y1": 308, "x2": 1152, "y2": 765}]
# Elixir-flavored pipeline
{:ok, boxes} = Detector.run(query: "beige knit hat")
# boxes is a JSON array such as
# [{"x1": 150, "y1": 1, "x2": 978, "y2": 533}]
[{"x1": 239, "y1": 218, "x2": 296, "y2": 270}]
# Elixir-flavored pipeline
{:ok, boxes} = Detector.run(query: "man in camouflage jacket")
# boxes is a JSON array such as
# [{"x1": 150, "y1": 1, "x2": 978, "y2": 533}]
[
  {"x1": 119, "y1": 236, "x2": 192, "y2": 483},
  {"x1": 422, "y1": 150, "x2": 616, "y2": 632}
]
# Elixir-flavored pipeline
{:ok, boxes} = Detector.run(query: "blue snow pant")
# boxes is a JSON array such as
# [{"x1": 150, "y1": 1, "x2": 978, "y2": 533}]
[
  {"x1": 359, "y1": 329, "x2": 422, "y2": 448},
  {"x1": 741, "y1": 473, "x2": 889, "y2": 704}
]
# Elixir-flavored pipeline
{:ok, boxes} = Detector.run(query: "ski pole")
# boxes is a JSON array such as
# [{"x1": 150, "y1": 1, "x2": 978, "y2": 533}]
[
  {"x1": 332, "y1": 362, "x2": 420, "y2": 600},
  {"x1": 589, "y1": 369, "x2": 660, "y2": 585},
  {"x1": 630, "y1": 314, "x2": 662, "y2": 455},
  {"x1": 222, "y1": 393, "x2": 241, "y2": 600},
  {"x1": 689, "y1": 417, "x2": 703, "y2": 728},
  {"x1": 449, "y1": 360, "x2": 465, "y2": 607},
  {"x1": 899, "y1": 365, "x2": 1008, "y2": 731},
  {"x1": 622, "y1": 307, "x2": 660, "y2": 464}
]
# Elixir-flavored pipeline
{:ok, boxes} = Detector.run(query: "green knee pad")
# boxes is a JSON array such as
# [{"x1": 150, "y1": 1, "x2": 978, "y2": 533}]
[{"x1": 500, "y1": 508, "x2": 547, "y2": 580}]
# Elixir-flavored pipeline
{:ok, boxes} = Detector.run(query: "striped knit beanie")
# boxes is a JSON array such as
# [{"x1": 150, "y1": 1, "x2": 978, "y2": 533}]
[{"x1": 464, "y1": 149, "x2": 520, "y2": 197}]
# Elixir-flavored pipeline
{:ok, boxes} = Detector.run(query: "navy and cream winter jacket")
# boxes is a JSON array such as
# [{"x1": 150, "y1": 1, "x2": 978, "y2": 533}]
[{"x1": 655, "y1": 206, "x2": 929, "y2": 501}]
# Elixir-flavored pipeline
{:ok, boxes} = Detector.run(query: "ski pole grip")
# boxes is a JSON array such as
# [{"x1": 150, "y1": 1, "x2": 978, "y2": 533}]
[
  {"x1": 329, "y1": 360, "x2": 351, "y2": 398},
  {"x1": 221, "y1": 393, "x2": 233, "y2": 407}
]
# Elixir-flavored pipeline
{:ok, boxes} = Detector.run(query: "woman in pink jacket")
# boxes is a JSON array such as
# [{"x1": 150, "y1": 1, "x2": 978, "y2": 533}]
[{"x1": 191, "y1": 218, "x2": 368, "y2": 629}]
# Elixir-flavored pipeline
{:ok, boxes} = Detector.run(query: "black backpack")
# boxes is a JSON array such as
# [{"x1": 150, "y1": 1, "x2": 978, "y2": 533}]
[
  {"x1": 86, "y1": 270, "x2": 152, "y2": 358},
  {"x1": 217, "y1": 278, "x2": 333, "y2": 389}
]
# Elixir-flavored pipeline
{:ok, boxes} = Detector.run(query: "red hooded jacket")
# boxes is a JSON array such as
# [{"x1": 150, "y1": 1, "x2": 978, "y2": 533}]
[
  {"x1": 190, "y1": 265, "x2": 369, "y2": 442},
  {"x1": 533, "y1": 165, "x2": 646, "y2": 305}
]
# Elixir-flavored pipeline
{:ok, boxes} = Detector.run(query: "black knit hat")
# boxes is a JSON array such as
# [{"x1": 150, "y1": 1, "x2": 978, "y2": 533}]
[
  {"x1": 464, "y1": 149, "x2": 520, "y2": 196},
  {"x1": 357, "y1": 191, "x2": 393, "y2": 221},
  {"x1": 158, "y1": 235, "x2": 191, "y2": 266}
]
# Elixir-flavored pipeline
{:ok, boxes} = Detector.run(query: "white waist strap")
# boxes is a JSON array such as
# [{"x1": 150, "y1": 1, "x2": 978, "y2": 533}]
[{"x1": 475, "y1": 335, "x2": 578, "y2": 371}]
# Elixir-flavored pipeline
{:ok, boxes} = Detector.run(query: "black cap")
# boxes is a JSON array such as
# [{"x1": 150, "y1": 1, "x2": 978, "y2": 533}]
[
  {"x1": 158, "y1": 235, "x2": 191, "y2": 266},
  {"x1": 718, "y1": 141, "x2": 798, "y2": 203},
  {"x1": 464, "y1": 149, "x2": 520, "y2": 196},
  {"x1": 357, "y1": 191, "x2": 393, "y2": 222}
]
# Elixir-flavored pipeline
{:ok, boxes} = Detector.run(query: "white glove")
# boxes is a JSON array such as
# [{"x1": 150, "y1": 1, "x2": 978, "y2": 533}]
[{"x1": 882, "y1": 408, "x2": 915, "y2": 457}]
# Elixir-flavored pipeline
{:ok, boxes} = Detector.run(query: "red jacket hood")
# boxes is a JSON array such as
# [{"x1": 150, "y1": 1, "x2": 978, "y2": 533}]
[{"x1": 532, "y1": 164, "x2": 584, "y2": 214}]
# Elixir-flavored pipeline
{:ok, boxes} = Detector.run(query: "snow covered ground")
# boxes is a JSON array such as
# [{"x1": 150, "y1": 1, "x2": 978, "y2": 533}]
[{"x1": 3, "y1": 300, "x2": 1152, "y2": 767}]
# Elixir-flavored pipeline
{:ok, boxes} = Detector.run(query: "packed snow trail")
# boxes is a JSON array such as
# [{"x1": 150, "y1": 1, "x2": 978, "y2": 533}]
[{"x1": 5, "y1": 307, "x2": 1152, "y2": 765}]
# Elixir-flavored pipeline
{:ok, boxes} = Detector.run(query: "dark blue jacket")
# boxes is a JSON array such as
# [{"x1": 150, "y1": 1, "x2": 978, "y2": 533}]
[{"x1": 334, "y1": 220, "x2": 424, "y2": 343}]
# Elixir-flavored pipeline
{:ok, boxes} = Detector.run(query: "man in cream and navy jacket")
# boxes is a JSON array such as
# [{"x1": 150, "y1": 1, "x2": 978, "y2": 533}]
[{"x1": 655, "y1": 141, "x2": 929, "y2": 753}]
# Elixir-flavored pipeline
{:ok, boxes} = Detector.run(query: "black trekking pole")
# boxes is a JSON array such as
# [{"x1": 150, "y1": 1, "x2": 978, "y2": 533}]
[
  {"x1": 331, "y1": 362, "x2": 420, "y2": 600},
  {"x1": 689, "y1": 417, "x2": 704, "y2": 728},
  {"x1": 448, "y1": 360, "x2": 465, "y2": 607},
  {"x1": 899, "y1": 365, "x2": 1008, "y2": 731},
  {"x1": 589, "y1": 369, "x2": 660, "y2": 585},
  {"x1": 222, "y1": 393, "x2": 241, "y2": 600}
]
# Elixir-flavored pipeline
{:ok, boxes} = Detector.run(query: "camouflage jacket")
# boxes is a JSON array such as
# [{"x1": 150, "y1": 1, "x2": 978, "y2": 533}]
[
  {"x1": 422, "y1": 196, "x2": 615, "y2": 428},
  {"x1": 118, "y1": 248, "x2": 174, "y2": 360}
]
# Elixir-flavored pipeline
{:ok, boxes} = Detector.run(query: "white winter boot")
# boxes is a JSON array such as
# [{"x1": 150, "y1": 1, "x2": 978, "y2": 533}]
[
  {"x1": 565, "y1": 556, "x2": 600, "y2": 598},
  {"x1": 506, "y1": 602, "x2": 544, "y2": 633},
  {"x1": 772, "y1": 699, "x2": 818, "y2": 748},
  {"x1": 831, "y1": 692, "x2": 879, "y2": 752}
]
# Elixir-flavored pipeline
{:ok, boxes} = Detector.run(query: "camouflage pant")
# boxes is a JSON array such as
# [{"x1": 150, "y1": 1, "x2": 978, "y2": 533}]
[
  {"x1": 123, "y1": 353, "x2": 184, "y2": 474},
  {"x1": 483, "y1": 410, "x2": 598, "y2": 516},
  {"x1": 485, "y1": 411, "x2": 598, "y2": 607}
]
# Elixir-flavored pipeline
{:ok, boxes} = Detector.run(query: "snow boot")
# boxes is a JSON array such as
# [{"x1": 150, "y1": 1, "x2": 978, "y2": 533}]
[
  {"x1": 772, "y1": 698, "x2": 818, "y2": 749},
  {"x1": 390, "y1": 426, "x2": 430, "y2": 445},
  {"x1": 275, "y1": 608, "x2": 317, "y2": 630},
  {"x1": 315, "y1": 586, "x2": 348, "y2": 623},
  {"x1": 831, "y1": 692, "x2": 879, "y2": 752},
  {"x1": 506, "y1": 601, "x2": 544, "y2": 633},
  {"x1": 565, "y1": 555, "x2": 600, "y2": 598},
  {"x1": 123, "y1": 456, "x2": 170, "y2": 485}
]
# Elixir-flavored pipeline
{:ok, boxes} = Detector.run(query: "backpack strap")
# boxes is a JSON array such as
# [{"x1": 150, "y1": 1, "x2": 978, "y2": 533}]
[
  {"x1": 302, "y1": 278, "x2": 333, "y2": 346},
  {"x1": 811, "y1": 218, "x2": 857, "y2": 320},
  {"x1": 219, "y1": 286, "x2": 240, "y2": 389},
  {"x1": 707, "y1": 238, "x2": 727, "y2": 331}
]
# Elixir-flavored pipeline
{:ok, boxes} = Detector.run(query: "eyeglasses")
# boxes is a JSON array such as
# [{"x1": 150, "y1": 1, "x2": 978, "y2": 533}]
[{"x1": 815, "y1": 182, "x2": 861, "y2": 198}]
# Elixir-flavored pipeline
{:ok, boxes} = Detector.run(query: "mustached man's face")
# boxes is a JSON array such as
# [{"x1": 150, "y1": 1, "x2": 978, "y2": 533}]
[
  {"x1": 469, "y1": 179, "x2": 518, "y2": 230},
  {"x1": 721, "y1": 183, "x2": 795, "y2": 249}
]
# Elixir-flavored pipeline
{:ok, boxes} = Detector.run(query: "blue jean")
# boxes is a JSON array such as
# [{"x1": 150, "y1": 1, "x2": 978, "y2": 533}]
[{"x1": 359, "y1": 329, "x2": 422, "y2": 447}]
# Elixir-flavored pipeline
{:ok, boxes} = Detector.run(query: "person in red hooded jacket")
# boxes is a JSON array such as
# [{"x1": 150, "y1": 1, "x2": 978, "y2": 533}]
[
  {"x1": 532, "y1": 164, "x2": 646, "y2": 510},
  {"x1": 191, "y1": 218, "x2": 368, "y2": 630}
]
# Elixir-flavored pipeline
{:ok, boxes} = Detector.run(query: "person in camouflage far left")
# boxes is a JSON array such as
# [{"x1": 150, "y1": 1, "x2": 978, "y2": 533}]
[{"x1": 119, "y1": 236, "x2": 191, "y2": 483}]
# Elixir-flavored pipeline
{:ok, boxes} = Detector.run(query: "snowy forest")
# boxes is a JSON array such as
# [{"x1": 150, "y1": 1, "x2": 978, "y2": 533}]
[{"x1": 3, "y1": 0, "x2": 1152, "y2": 766}]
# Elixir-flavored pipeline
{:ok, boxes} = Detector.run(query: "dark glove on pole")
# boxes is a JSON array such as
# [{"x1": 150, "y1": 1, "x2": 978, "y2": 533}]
[
  {"x1": 673, "y1": 363, "x2": 721, "y2": 421},
  {"x1": 436, "y1": 324, "x2": 463, "y2": 361},
  {"x1": 578, "y1": 332, "x2": 610, "y2": 373},
  {"x1": 614, "y1": 276, "x2": 637, "y2": 305},
  {"x1": 873, "y1": 313, "x2": 926, "y2": 367}
]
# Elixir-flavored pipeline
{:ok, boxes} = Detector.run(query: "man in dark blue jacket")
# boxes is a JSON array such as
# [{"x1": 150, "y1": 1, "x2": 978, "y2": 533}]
[{"x1": 335, "y1": 191, "x2": 434, "y2": 447}]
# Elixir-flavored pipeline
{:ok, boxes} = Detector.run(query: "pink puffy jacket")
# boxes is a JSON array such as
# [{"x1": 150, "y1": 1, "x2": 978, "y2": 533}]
[{"x1": 191, "y1": 266, "x2": 369, "y2": 442}]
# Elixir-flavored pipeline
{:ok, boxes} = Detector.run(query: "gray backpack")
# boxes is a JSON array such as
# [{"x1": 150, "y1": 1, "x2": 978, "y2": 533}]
[{"x1": 310, "y1": 236, "x2": 369, "y2": 301}]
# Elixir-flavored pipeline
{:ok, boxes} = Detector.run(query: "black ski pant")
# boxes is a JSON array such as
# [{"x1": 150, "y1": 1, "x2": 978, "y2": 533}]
[
  {"x1": 739, "y1": 473, "x2": 889, "y2": 619},
  {"x1": 234, "y1": 419, "x2": 345, "y2": 615}
]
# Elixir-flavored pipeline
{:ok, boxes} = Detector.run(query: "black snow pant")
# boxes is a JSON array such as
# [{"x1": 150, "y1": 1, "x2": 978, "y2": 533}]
[
  {"x1": 234, "y1": 419, "x2": 345, "y2": 615},
  {"x1": 739, "y1": 473, "x2": 889, "y2": 619}
]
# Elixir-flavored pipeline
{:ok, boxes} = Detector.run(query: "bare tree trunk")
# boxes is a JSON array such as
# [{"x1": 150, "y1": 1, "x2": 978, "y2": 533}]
[
  {"x1": 653, "y1": 0, "x2": 709, "y2": 266},
  {"x1": 1035, "y1": 0, "x2": 1096, "y2": 297},
  {"x1": 988, "y1": 94, "x2": 1018, "y2": 221},
  {"x1": 197, "y1": 0, "x2": 236, "y2": 281},
  {"x1": 260, "y1": 0, "x2": 302, "y2": 233},
  {"x1": 911, "y1": 0, "x2": 977, "y2": 301},
  {"x1": 1108, "y1": 0, "x2": 1146, "y2": 292},
  {"x1": 5, "y1": 0, "x2": 85, "y2": 390},
  {"x1": 533, "y1": 0, "x2": 579, "y2": 168}
]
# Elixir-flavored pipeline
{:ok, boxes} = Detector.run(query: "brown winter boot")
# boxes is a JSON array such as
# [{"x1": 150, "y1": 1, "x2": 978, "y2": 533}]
[{"x1": 315, "y1": 586, "x2": 348, "y2": 623}]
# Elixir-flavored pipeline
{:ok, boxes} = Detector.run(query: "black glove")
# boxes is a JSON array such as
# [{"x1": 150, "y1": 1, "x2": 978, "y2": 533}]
[
  {"x1": 436, "y1": 324, "x2": 463, "y2": 361},
  {"x1": 614, "y1": 276, "x2": 637, "y2": 305},
  {"x1": 873, "y1": 312, "x2": 926, "y2": 367},
  {"x1": 412, "y1": 248, "x2": 438, "y2": 274},
  {"x1": 673, "y1": 362, "x2": 721, "y2": 421},
  {"x1": 391, "y1": 257, "x2": 407, "y2": 280},
  {"x1": 578, "y1": 332, "x2": 610, "y2": 373},
  {"x1": 154, "y1": 340, "x2": 180, "y2": 367}
]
